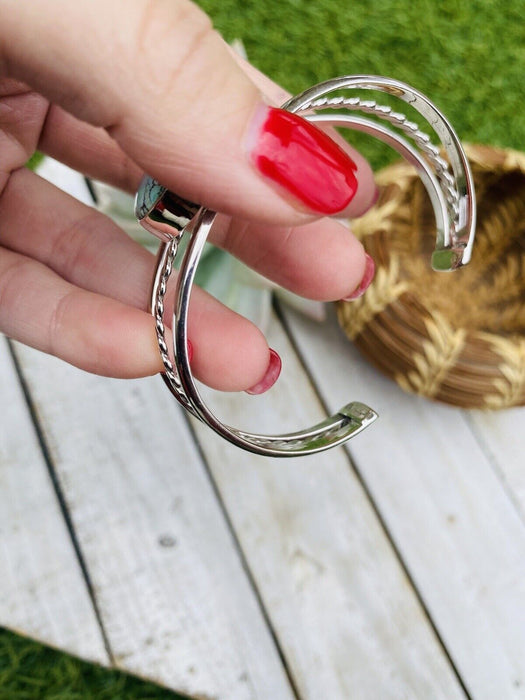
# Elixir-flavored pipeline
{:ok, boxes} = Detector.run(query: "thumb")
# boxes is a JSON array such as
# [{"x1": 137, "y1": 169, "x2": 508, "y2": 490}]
[{"x1": 1, "y1": 0, "x2": 374, "y2": 223}]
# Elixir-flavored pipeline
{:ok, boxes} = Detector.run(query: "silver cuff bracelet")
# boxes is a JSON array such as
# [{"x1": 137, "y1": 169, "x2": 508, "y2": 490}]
[{"x1": 135, "y1": 75, "x2": 477, "y2": 457}]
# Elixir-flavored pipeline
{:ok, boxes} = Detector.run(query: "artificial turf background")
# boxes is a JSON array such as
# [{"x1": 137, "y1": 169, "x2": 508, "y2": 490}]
[
  {"x1": 198, "y1": 0, "x2": 525, "y2": 167},
  {"x1": 0, "y1": 631, "x2": 187, "y2": 700},
  {"x1": 2, "y1": 0, "x2": 524, "y2": 697}
]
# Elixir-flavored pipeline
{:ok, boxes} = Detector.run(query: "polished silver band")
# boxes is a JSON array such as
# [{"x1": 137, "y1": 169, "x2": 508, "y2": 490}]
[{"x1": 135, "y1": 75, "x2": 476, "y2": 457}]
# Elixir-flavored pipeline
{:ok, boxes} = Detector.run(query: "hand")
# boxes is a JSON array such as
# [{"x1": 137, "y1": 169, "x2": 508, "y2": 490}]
[{"x1": 0, "y1": 0, "x2": 376, "y2": 393}]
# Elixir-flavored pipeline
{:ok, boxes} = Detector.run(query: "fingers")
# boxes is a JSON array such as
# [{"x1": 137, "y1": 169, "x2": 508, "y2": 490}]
[
  {"x1": 0, "y1": 245, "x2": 274, "y2": 391},
  {"x1": 37, "y1": 56, "x2": 376, "y2": 218},
  {"x1": 0, "y1": 169, "x2": 272, "y2": 390},
  {"x1": 0, "y1": 245, "x2": 161, "y2": 378},
  {"x1": 1, "y1": 0, "x2": 375, "y2": 224},
  {"x1": 0, "y1": 168, "x2": 371, "y2": 388},
  {"x1": 0, "y1": 83, "x2": 49, "y2": 190},
  {"x1": 4, "y1": 167, "x2": 367, "y2": 314},
  {"x1": 39, "y1": 102, "x2": 376, "y2": 224},
  {"x1": 212, "y1": 215, "x2": 367, "y2": 301},
  {"x1": 1, "y1": 0, "x2": 378, "y2": 393},
  {"x1": 0, "y1": 244, "x2": 274, "y2": 389},
  {"x1": 39, "y1": 105, "x2": 144, "y2": 195}
]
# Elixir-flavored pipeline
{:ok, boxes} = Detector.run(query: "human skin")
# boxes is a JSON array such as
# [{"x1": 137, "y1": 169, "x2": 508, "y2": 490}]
[{"x1": 0, "y1": 0, "x2": 376, "y2": 392}]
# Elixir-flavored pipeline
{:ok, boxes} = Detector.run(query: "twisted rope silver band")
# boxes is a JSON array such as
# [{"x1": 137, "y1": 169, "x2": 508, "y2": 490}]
[
  {"x1": 152, "y1": 236, "x2": 195, "y2": 415},
  {"x1": 135, "y1": 75, "x2": 476, "y2": 457},
  {"x1": 304, "y1": 96, "x2": 460, "y2": 219},
  {"x1": 283, "y1": 76, "x2": 476, "y2": 270}
]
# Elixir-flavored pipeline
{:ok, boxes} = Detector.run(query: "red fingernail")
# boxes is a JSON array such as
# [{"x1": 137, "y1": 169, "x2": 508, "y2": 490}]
[
  {"x1": 245, "y1": 348, "x2": 282, "y2": 395},
  {"x1": 249, "y1": 106, "x2": 358, "y2": 215},
  {"x1": 343, "y1": 254, "x2": 375, "y2": 301},
  {"x1": 187, "y1": 340, "x2": 193, "y2": 363}
]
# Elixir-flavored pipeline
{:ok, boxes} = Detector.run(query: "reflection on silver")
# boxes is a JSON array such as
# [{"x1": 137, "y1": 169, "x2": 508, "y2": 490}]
[{"x1": 135, "y1": 75, "x2": 476, "y2": 457}]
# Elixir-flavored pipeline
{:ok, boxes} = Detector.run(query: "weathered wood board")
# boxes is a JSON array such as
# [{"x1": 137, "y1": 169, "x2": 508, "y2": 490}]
[
  {"x1": 190, "y1": 316, "x2": 466, "y2": 700},
  {"x1": 282, "y1": 306, "x2": 525, "y2": 699},
  {"x1": 12, "y1": 341, "x2": 294, "y2": 699},
  {"x1": 0, "y1": 337, "x2": 107, "y2": 664},
  {"x1": 1, "y1": 157, "x2": 523, "y2": 699}
]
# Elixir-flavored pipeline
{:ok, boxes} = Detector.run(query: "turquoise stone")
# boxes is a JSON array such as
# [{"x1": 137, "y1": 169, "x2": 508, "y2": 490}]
[{"x1": 135, "y1": 175, "x2": 166, "y2": 220}]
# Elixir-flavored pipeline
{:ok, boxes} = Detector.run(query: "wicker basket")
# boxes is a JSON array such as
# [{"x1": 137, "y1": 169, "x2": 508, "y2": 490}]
[{"x1": 337, "y1": 145, "x2": 525, "y2": 409}]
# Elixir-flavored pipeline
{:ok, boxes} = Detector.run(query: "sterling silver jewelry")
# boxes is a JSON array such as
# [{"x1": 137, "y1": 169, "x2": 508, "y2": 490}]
[{"x1": 135, "y1": 75, "x2": 476, "y2": 457}]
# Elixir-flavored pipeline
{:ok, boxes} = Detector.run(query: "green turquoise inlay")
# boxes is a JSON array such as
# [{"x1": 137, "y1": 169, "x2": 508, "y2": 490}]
[{"x1": 135, "y1": 175, "x2": 166, "y2": 219}]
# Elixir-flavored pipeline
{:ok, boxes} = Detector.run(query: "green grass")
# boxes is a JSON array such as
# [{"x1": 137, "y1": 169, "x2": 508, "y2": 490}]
[
  {"x1": 0, "y1": 628, "x2": 185, "y2": 700},
  {"x1": 26, "y1": 152, "x2": 45, "y2": 171},
  {"x1": 199, "y1": 0, "x2": 525, "y2": 169},
  {"x1": 10, "y1": 0, "x2": 525, "y2": 697}
]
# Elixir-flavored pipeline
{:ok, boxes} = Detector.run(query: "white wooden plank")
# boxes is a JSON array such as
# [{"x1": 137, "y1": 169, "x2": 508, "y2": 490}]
[
  {"x1": 0, "y1": 336, "x2": 107, "y2": 664},
  {"x1": 282, "y1": 306, "x2": 525, "y2": 699},
  {"x1": 37, "y1": 158, "x2": 94, "y2": 205},
  {"x1": 13, "y1": 342, "x2": 294, "y2": 700},
  {"x1": 190, "y1": 315, "x2": 466, "y2": 700},
  {"x1": 467, "y1": 409, "x2": 525, "y2": 512}
]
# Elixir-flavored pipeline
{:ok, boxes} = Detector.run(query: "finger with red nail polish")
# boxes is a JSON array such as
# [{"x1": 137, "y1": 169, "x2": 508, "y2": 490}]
[
  {"x1": 248, "y1": 106, "x2": 358, "y2": 215},
  {"x1": 342, "y1": 254, "x2": 375, "y2": 301},
  {"x1": 245, "y1": 349, "x2": 282, "y2": 395}
]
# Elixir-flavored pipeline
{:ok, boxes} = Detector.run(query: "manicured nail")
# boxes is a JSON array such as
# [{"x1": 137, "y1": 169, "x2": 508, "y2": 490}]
[
  {"x1": 248, "y1": 106, "x2": 358, "y2": 215},
  {"x1": 342, "y1": 254, "x2": 375, "y2": 301},
  {"x1": 245, "y1": 348, "x2": 282, "y2": 395}
]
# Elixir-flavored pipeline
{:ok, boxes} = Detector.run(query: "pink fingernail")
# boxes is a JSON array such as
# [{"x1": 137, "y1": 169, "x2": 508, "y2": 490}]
[
  {"x1": 187, "y1": 340, "x2": 193, "y2": 363},
  {"x1": 245, "y1": 349, "x2": 282, "y2": 395},
  {"x1": 342, "y1": 254, "x2": 375, "y2": 301}
]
